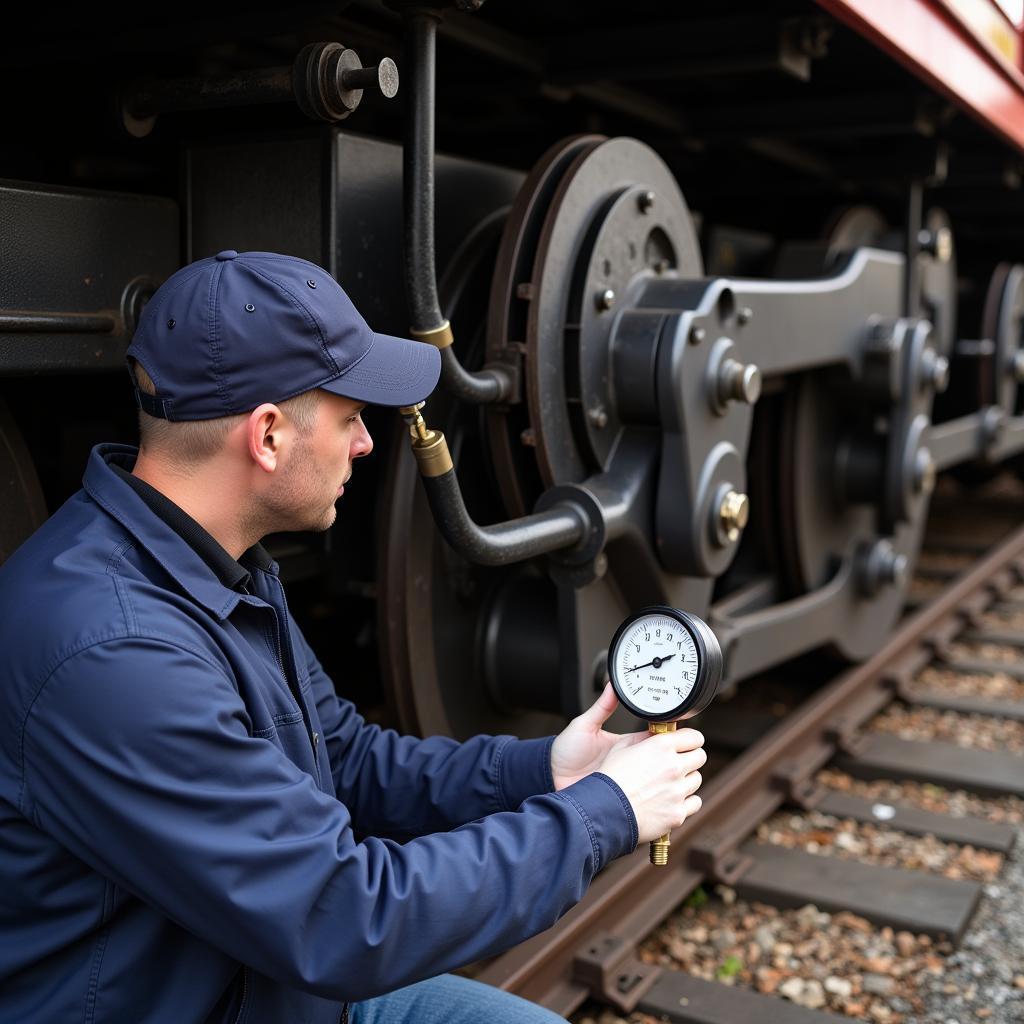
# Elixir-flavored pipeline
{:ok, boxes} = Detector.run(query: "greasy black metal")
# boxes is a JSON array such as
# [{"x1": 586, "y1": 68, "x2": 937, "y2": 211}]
[
  {"x1": 402, "y1": 8, "x2": 510, "y2": 402},
  {"x1": 736, "y1": 842, "x2": 982, "y2": 942},
  {"x1": 420, "y1": 467, "x2": 590, "y2": 566},
  {"x1": 478, "y1": 524, "x2": 1024, "y2": 1016},
  {"x1": 127, "y1": 66, "x2": 293, "y2": 116},
  {"x1": 126, "y1": 44, "x2": 395, "y2": 126},
  {"x1": 484, "y1": 135, "x2": 603, "y2": 518},
  {"x1": 637, "y1": 970, "x2": 838, "y2": 1024},
  {"x1": 0, "y1": 183, "x2": 177, "y2": 374},
  {"x1": 817, "y1": 790, "x2": 1017, "y2": 853},
  {"x1": 0, "y1": 312, "x2": 117, "y2": 333}
]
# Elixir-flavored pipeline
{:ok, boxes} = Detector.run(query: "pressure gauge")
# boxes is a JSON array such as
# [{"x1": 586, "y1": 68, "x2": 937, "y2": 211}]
[
  {"x1": 607, "y1": 606, "x2": 722, "y2": 866},
  {"x1": 608, "y1": 606, "x2": 722, "y2": 723}
]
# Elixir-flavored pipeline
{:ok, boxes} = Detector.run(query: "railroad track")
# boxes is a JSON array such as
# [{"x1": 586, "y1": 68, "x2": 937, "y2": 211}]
[{"x1": 476, "y1": 485, "x2": 1024, "y2": 1023}]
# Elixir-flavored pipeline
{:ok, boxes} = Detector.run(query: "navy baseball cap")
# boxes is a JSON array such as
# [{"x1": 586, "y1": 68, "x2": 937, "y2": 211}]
[{"x1": 126, "y1": 250, "x2": 441, "y2": 420}]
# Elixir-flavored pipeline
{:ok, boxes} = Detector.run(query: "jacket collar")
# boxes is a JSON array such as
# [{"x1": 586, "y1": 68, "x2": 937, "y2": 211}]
[{"x1": 82, "y1": 443, "x2": 278, "y2": 619}]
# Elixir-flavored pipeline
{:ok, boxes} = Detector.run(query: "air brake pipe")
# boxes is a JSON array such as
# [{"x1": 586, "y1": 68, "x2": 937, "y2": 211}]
[
  {"x1": 402, "y1": 9, "x2": 515, "y2": 403},
  {"x1": 400, "y1": 404, "x2": 593, "y2": 565}
]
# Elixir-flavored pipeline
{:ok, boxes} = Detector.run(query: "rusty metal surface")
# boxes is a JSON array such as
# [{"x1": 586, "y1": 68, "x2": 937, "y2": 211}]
[{"x1": 479, "y1": 522, "x2": 1024, "y2": 1015}]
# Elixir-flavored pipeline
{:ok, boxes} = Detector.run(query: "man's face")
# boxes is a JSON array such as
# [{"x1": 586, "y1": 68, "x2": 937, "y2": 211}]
[{"x1": 264, "y1": 391, "x2": 373, "y2": 533}]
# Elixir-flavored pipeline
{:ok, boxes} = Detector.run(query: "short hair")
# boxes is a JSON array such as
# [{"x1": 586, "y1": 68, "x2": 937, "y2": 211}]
[{"x1": 130, "y1": 359, "x2": 322, "y2": 464}]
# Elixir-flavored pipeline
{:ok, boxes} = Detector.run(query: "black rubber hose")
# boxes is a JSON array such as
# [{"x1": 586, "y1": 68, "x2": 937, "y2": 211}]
[
  {"x1": 403, "y1": 10, "x2": 445, "y2": 333},
  {"x1": 403, "y1": 9, "x2": 513, "y2": 403},
  {"x1": 439, "y1": 346, "x2": 510, "y2": 403},
  {"x1": 421, "y1": 469, "x2": 589, "y2": 566}
]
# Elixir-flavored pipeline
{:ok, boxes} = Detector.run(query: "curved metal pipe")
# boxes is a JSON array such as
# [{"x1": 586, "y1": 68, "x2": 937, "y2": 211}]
[
  {"x1": 400, "y1": 404, "x2": 594, "y2": 566},
  {"x1": 421, "y1": 468, "x2": 589, "y2": 566},
  {"x1": 402, "y1": 9, "x2": 514, "y2": 403}
]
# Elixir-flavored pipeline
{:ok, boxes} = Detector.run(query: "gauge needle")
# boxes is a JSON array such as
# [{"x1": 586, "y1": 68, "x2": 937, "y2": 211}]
[{"x1": 625, "y1": 654, "x2": 676, "y2": 672}]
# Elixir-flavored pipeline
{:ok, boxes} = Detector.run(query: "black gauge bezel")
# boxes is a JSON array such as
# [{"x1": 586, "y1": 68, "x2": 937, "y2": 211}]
[{"x1": 608, "y1": 605, "x2": 722, "y2": 722}]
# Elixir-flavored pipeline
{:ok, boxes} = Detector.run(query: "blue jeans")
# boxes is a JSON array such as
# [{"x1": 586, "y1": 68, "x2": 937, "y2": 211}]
[{"x1": 349, "y1": 974, "x2": 568, "y2": 1023}]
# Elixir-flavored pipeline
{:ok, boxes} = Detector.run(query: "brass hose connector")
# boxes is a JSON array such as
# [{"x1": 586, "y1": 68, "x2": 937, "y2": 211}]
[
  {"x1": 409, "y1": 321, "x2": 454, "y2": 349},
  {"x1": 648, "y1": 720, "x2": 678, "y2": 865},
  {"x1": 399, "y1": 403, "x2": 453, "y2": 477}
]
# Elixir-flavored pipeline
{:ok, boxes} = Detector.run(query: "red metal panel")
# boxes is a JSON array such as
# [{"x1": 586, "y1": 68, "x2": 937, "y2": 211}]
[{"x1": 816, "y1": 0, "x2": 1024, "y2": 154}]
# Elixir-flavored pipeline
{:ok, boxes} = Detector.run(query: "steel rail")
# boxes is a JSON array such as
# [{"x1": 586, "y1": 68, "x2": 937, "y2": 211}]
[{"x1": 478, "y1": 521, "x2": 1024, "y2": 1017}]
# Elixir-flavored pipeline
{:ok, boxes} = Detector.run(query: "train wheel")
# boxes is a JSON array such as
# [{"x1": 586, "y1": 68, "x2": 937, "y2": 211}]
[{"x1": 0, "y1": 400, "x2": 47, "y2": 567}]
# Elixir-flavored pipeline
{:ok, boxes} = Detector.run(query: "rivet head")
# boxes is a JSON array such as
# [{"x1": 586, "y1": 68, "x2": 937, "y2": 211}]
[
  {"x1": 167, "y1": 318, "x2": 176, "y2": 329},
  {"x1": 307, "y1": 279, "x2": 317, "y2": 289},
  {"x1": 245, "y1": 303, "x2": 255, "y2": 312},
  {"x1": 638, "y1": 190, "x2": 655, "y2": 213},
  {"x1": 718, "y1": 490, "x2": 750, "y2": 542},
  {"x1": 596, "y1": 288, "x2": 616, "y2": 311}
]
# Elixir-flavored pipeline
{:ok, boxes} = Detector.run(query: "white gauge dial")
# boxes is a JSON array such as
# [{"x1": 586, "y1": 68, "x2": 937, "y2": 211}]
[{"x1": 612, "y1": 611, "x2": 700, "y2": 716}]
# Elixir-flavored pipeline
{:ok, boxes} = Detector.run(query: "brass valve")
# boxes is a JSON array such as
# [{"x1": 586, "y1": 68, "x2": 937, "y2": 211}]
[
  {"x1": 648, "y1": 720, "x2": 678, "y2": 865},
  {"x1": 399, "y1": 403, "x2": 453, "y2": 477}
]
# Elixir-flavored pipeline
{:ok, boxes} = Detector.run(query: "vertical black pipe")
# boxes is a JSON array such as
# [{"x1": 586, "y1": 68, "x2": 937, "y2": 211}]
[{"x1": 403, "y1": 10, "x2": 446, "y2": 334}]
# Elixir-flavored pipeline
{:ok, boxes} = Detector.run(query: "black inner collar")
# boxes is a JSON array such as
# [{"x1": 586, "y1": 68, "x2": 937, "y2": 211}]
[{"x1": 109, "y1": 459, "x2": 271, "y2": 593}]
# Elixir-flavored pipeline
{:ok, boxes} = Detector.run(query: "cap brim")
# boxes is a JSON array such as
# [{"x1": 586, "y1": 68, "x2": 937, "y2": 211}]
[{"x1": 320, "y1": 332, "x2": 441, "y2": 407}]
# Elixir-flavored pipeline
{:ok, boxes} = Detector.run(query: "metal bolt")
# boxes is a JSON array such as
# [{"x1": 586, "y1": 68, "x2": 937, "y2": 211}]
[
  {"x1": 689, "y1": 325, "x2": 706, "y2": 346},
  {"x1": 340, "y1": 58, "x2": 400, "y2": 99},
  {"x1": 638, "y1": 190, "x2": 655, "y2": 213},
  {"x1": 719, "y1": 358, "x2": 762, "y2": 406},
  {"x1": 1012, "y1": 350, "x2": 1024, "y2": 384},
  {"x1": 859, "y1": 538, "x2": 908, "y2": 596},
  {"x1": 655, "y1": 258, "x2": 671, "y2": 275},
  {"x1": 913, "y1": 448, "x2": 936, "y2": 495},
  {"x1": 738, "y1": 306, "x2": 753, "y2": 326},
  {"x1": 519, "y1": 428, "x2": 536, "y2": 447},
  {"x1": 920, "y1": 349, "x2": 949, "y2": 393},
  {"x1": 588, "y1": 405, "x2": 609, "y2": 429},
  {"x1": 982, "y1": 406, "x2": 1005, "y2": 446},
  {"x1": 918, "y1": 226, "x2": 953, "y2": 264},
  {"x1": 718, "y1": 490, "x2": 749, "y2": 543},
  {"x1": 596, "y1": 288, "x2": 616, "y2": 311}
]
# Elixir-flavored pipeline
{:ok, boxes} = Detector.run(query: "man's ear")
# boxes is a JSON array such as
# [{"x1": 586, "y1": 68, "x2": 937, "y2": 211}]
[{"x1": 247, "y1": 403, "x2": 286, "y2": 472}]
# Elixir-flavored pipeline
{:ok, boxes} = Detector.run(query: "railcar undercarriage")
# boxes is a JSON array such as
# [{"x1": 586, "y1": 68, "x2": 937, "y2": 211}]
[{"x1": 4, "y1": 1, "x2": 1024, "y2": 739}]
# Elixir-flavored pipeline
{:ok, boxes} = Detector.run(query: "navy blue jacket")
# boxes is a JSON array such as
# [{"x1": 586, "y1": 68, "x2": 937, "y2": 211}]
[{"x1": 0, "y1": 445, "x2": 637, "y2": 1023}]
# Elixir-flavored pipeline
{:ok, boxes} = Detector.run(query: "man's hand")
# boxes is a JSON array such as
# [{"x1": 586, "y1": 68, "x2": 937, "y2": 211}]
[
  {"x1": 597, "y1": 726, "x2": 705, "y2": 843},
  {"x1": 551, "y1": 682, "x2": 706, "y2": 841},
  {"x1": 550, "y1": 681, "x2": 649, "y2": 790}
]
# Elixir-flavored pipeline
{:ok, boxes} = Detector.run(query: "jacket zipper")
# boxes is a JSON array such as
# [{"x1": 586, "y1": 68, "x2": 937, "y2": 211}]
[{"x1": 232, "y1": 966, "x2": 249, "y2": 1024}]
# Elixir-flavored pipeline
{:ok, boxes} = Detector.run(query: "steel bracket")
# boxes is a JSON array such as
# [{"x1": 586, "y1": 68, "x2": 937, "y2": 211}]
[
  {"x1": 571, "y1": 932, "x2": 661, "y2": 1014},
  {"x1": 772, "y1": 758, "x2": 827, "y2": 809},
  {"x1": 825, "y1": 716, "x2": 869, "y2": 757},
  {"x1": 688, "y1": 834, "x2": 754, "y2": 885}
]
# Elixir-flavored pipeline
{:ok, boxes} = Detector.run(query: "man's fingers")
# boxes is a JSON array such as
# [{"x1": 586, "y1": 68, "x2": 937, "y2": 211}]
[
  {"x1": 673, "y1": 728, "x2": 704, "y2": 752},
  {"x1": 677, "y1": 747, "x2": 707, "y2": 774},
  {"x1": 579, "y1": 681, "x2": 619, "y2": 726},
  {"x1": 682, "y1": 794, "x2": 702, "y2": 818}
]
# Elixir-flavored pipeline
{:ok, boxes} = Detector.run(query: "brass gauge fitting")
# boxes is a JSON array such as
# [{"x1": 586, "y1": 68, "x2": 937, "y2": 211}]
[
  {"x1": 648, "y1": 720, "x2": 678, "y2": 865},
  {"x1": 399, "y1": 403, "x2": 453, "y2": 477}
]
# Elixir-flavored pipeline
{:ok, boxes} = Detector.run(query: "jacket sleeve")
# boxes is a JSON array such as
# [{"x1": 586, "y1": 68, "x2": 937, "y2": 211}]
[
  {"x1": 294, "y1": 624, "x2": 557, "y2": 838},
  {"x1": 20, "y1": 637, "x2": 637, "y2": 1003}
]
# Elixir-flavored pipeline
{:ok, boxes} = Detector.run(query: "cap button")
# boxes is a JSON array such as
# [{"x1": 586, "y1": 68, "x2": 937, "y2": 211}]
[{"x1": 215, "y1": 249, "x2": 238, "y2": 261}]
